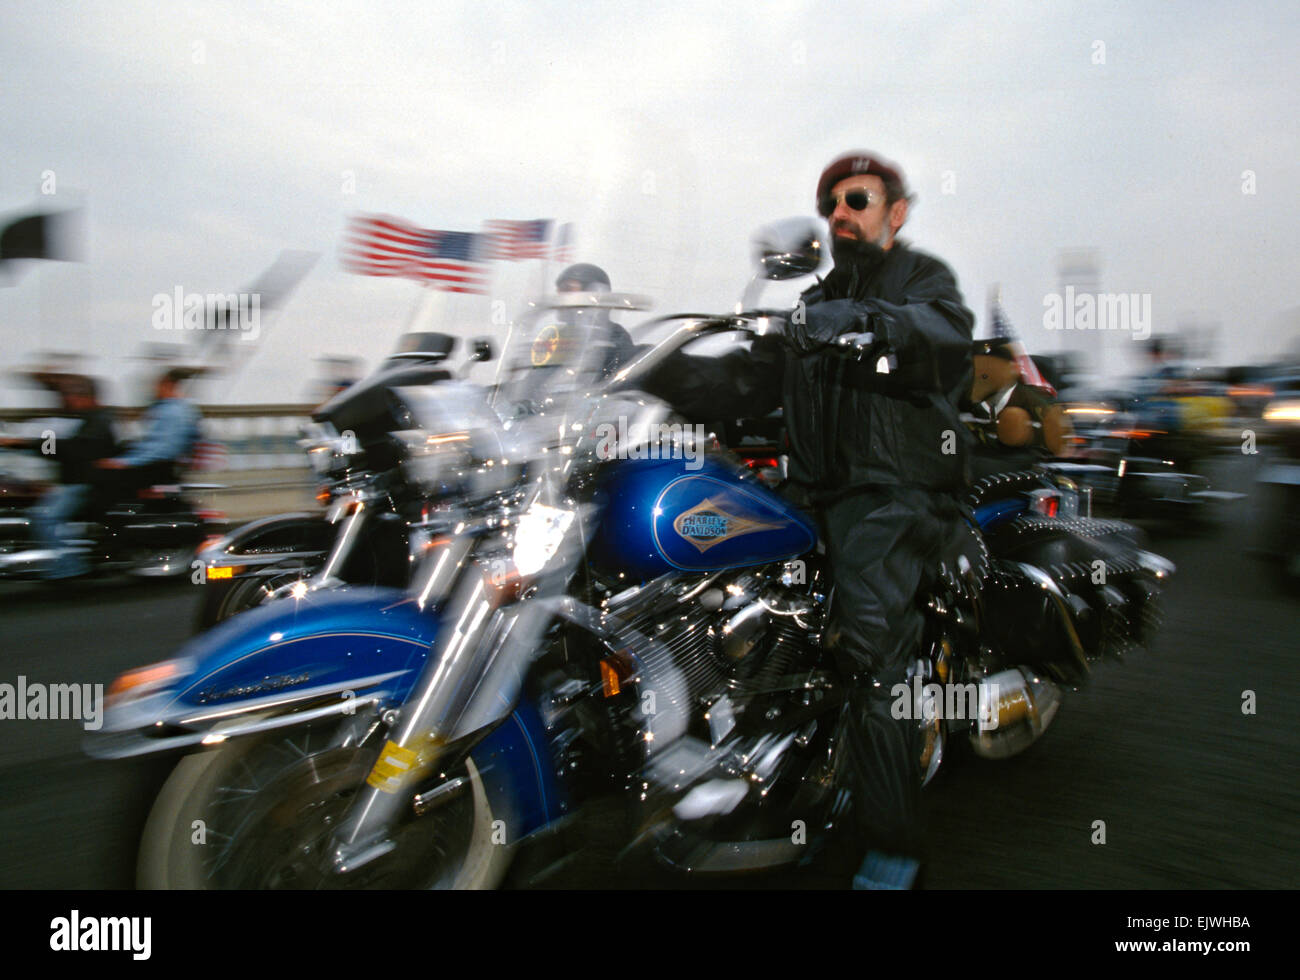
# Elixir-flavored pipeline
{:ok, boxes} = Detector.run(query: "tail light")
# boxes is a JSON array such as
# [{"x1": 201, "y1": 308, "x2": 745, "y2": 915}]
[
  {"x1": 1028, "y1": 488, "x2": 1060, "y2": 518},
  {"x1": 1029, "y1": 484, "x2": 1080, "y2": 519},
  {"x1": 739, "y1": 454, "x2": 783, "y2": 486}
]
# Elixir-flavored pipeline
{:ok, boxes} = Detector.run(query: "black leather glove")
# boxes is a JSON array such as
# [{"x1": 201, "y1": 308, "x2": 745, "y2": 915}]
[{"x1": 785, "y1": 298, "x2": 878, "y2": 355}]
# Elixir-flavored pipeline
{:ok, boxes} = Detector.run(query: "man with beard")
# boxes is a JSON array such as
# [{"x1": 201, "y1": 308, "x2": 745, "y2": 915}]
[{"x1": 647, "y1": 151, "x2": 975, "y2": 888}]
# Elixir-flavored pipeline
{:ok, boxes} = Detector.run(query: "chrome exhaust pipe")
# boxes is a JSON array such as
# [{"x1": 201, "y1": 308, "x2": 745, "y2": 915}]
[{"x1": 970, "y1": 667, "x2": 1062, "y2": 760}]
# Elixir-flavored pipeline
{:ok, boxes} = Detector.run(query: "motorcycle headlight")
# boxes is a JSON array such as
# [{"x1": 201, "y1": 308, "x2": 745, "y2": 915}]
[
  {"x1": 304, "y1": 434, "x2": 359, "y2": 476},
  {"x1": 512, "y1": 503, "x2": 576, "y2": 577},
  {"x1": 396, "y1": 430, "x2": 473, "y2": 491},
  {"x1": 1063, "y1": 404, "x2": 1116, "y2": 418},
  {"x1": 307, "y1": 444, "x2": 335, "y2": 474}
]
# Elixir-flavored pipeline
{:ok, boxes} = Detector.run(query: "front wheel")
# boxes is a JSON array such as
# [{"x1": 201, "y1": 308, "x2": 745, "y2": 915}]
[
  {"x1": 195, "y1": 558, "x2": 323, "y2": 630},
  {"x1": 137, "y1": 718, "x2": 512, "y2": 889}
]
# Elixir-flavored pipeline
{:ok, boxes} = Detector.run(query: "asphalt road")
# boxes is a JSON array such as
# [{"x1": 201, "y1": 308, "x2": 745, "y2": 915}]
[{"x1": 0, "y1": 453, "x2": 1295, "y2": 889}]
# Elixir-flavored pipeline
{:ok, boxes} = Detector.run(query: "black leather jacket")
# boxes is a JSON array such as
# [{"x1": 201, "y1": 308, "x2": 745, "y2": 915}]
[
  {"x1": 646, "y1": 241, "x2": 976, "y2": 503},
  {"x1": 55, "y1": 409, "x2": 118, "y2": 486}
]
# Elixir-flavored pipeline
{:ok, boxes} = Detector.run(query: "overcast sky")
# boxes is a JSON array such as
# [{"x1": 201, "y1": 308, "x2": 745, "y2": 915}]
[{"x1": 2, "y1": 0, "x2": 1297, "y2": 405}]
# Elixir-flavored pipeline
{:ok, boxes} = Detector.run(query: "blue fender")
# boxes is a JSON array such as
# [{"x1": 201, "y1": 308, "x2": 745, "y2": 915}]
[
  {"x1": 169, "y1": 586, "x2": 436, "y2": 710},
  {"x1": 470, "y1": 696, "x2": 569, "y2": 838},
  {"x1": 112, "y1": 585, "x2": 569, "y2": 837}
]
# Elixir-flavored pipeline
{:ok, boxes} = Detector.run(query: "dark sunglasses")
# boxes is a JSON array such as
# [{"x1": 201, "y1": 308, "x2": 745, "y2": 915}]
[{"x1": 818, "y1": 187, "x2": 881, "y2": 217}]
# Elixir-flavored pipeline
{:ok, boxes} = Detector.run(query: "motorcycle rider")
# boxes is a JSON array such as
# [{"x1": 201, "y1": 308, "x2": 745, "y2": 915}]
[
  {"x1": 965, "y1": 337, "x2": 1070, "y2": 477},
  {"x1": 546, "y1": 263, "x2": 639, "y2": 375},
  {"x1": 1, "y1": 373, "x2": 117, "y2": 578},
  {"x1": 646, "y1": 150, "x2": 976, "y2": 888},
  {"x1": 556, "y1": 262, "x2": 613, "y2": 296},
  {"x1": 95, "y1": 367, "x2": 201, "y2": 497}
]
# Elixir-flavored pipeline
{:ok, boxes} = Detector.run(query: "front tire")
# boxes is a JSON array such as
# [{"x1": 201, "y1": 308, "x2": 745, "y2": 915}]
[
  {"x1": 137, "y1": 719, "x2": 511, "y2": 889},
  {"x1": 195, "y1": 559, "x2": 322, "y2": 630}
]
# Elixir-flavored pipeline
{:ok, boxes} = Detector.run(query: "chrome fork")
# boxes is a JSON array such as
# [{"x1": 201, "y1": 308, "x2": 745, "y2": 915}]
[
  {"x1": 326, "y1": 491, "x2": 586, "y2": 874},
  {"x1": 328, "y1": 547, "x2": 501, "y2": 873}
]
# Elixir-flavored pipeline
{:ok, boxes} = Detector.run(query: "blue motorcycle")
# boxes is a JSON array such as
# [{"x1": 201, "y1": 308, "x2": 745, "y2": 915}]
[{"x1": 88, "y1": 221, "x2": 1172, "y2": 887}]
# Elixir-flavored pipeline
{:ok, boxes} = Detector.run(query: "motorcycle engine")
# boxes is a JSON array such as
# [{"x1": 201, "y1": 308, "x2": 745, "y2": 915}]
[{"x1": 606, "y1": 562, "x2": 825, "y2": 729}]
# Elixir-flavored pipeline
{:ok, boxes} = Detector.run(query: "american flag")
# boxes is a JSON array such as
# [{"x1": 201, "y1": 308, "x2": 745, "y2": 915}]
[
  {"x1": 341, "y1": 214, "x2": 489, "y2": 293},
  {"x1": 482, "y1": 219, "x2": 554, "y2": 261},
  {"x1": 990, "y1": 291, "x2": 1056, "y2": 396}
]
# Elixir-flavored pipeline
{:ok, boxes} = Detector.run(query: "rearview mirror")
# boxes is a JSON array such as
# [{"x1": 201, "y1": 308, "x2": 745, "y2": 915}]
[{"x1": 752, "y1": 217, "x2": 823, "y2": 280}]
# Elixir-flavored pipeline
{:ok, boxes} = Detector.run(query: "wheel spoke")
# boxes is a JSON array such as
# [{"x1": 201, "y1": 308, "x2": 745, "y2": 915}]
[{"x1": 175, "y1": 723, "x2": 491, "y2": 889}]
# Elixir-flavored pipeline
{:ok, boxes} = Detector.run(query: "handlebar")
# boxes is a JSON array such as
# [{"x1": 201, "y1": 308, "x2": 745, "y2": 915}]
[
  {"x1": 604, "y1": 314, "x2": 753, "y2": 392},
  {"x1": 605, "y1": 312, "x2": 897, "y2": 394}
]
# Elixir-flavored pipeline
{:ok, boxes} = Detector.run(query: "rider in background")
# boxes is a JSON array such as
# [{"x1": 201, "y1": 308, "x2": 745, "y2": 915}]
[
  {"x1": 95, "y1": 367, "x2": 201, "y2": 497},
  {"x1": 1134, "y1": 337, "x2": 1183, "y2": 432},
  {"x1": 2, "y1": 374, "x2": 118, "y2": 578},
  {"x1": 964, "y1": 337, "x2": 1070, "y2": 478},
  {"x1": 547, "y1": 263, "x2": 640, "y2": 376}
]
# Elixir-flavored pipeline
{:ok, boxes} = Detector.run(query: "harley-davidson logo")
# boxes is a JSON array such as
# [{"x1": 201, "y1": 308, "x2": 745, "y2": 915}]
[
  {"x1": 679, "y1": 513, "x2": 729, "y2": 538},
  {"x1": 673, "y1": 496, "x2": 781, "y2": 553}
]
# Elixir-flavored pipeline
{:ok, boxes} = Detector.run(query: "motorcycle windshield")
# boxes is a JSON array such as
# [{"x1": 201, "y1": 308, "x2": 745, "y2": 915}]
[{"x1": 496, "y1": 305, "x2": 621, "y2": 420}]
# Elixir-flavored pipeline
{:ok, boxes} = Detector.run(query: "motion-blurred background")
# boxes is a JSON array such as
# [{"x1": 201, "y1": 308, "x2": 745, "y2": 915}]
[{"x1": 0, "y1": 1, "x2": 1296, "y2": 890}]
